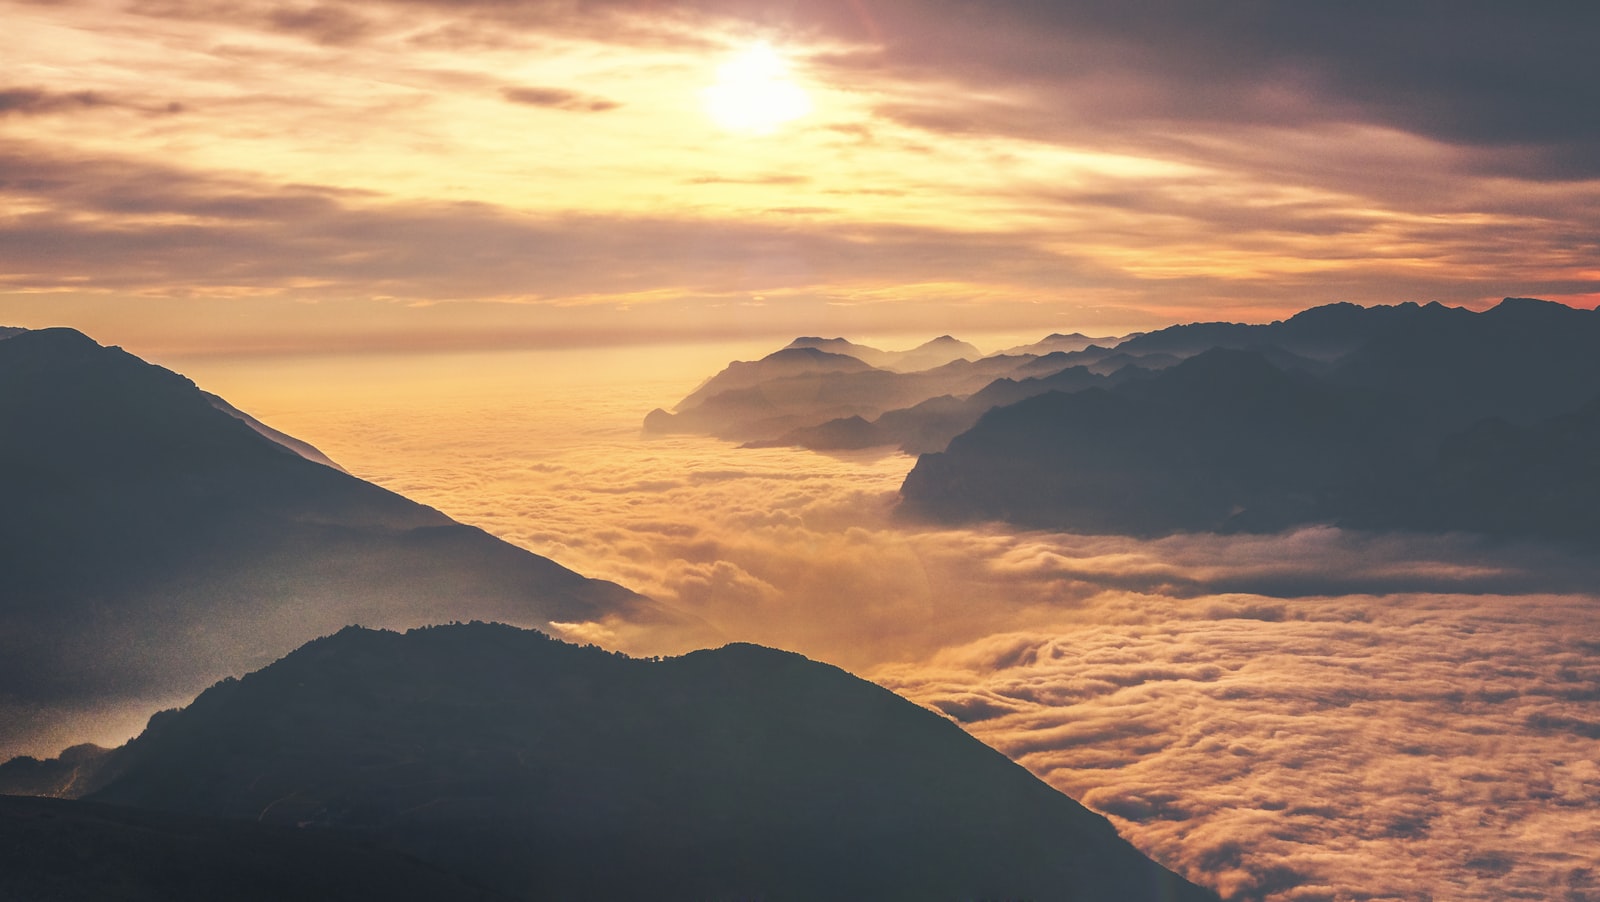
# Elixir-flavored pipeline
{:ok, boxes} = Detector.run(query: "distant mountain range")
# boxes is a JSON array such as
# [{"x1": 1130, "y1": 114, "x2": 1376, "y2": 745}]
[
  {"x1": 643, "y1": 332, "x2": 1143, "y2": 449},
  {"x1": 648, "y1": 298, "x2": 1600, "y2": 541},
  {"x1": 644, "y1": 345, "x2": 1036, "y2": 445},
  {"x1": 2, "y1": 623, "x2": 1216, "y2": 902},
  {"x1": 0, "y1": 327, "x2": 676, "y2": 760},
  {"x1": 899, "y1": 298, "x2": 1600, "y2": 539},
  {"x1": 786, "y1": 334, "x2": 984, "y2": 371},
  {"x1": 996, "y1": 331, "x2": 1134, "y2": 357}
]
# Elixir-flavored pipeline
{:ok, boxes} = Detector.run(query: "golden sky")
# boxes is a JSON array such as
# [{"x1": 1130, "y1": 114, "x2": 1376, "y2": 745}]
[{"x1": 3, "y1": 1, "x2": 1598, "y2": 353}]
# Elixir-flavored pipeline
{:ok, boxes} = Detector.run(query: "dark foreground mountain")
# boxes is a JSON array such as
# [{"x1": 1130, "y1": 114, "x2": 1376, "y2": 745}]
[
  {"x1": 0, "y1": 328, "x2": 675, "y2": 759},
  {"x1": 900, "y1": 299, "x2": 1600, "y2": 539},
  {"x1": 0, "y1": 795, "x2": 507, "y2": 901},
  {"x1": 8, "y1": 623, "x2": 1216, "y2": 902}
]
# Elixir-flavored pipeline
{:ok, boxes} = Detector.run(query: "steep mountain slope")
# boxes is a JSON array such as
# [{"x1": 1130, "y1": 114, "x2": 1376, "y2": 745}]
[
  {"x1": 202, "y1": 390, "x2": 347, "y2": 471},
  {"x1": 0, "y1": 328, "x2": 671, "y2": 759},
  {"x1": 61, "y1": 623, "x2": 1218, "y2": 902}
]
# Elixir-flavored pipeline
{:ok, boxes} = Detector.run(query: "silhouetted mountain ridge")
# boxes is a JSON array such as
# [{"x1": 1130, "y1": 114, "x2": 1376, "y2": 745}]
[
  {"x1": 645, "y1": 329, "x2": 1155, "y2": 446},
  {"x1": 17, "y1": 623, "x2": 1217, "y2": 902},
  {"x1": 0, "y1": 327, "x2": 670, "y2": 759},
  {"x1": 645, "y1": 342, "x2": 1043, "y2": 443},
  {"x1": 203, "y1": 390, "x2": 347, "y2": 472},
  {"x1": 999, "y1": 331, "x2": 1135, "y2": 357},
  {"x1": 900, "y1": 299, "x2": 1600, "y2": 539}
]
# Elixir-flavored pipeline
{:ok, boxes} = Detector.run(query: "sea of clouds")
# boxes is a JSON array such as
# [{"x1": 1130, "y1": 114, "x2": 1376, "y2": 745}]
[{"x1": 183, "y1": 346, "x2": 1600, "y2": 902}]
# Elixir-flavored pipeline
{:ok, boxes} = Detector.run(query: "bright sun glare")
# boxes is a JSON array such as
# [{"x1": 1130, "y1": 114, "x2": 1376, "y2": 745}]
[{"x1": 702, "y1": 42, "x2": 812, "y2": 135}]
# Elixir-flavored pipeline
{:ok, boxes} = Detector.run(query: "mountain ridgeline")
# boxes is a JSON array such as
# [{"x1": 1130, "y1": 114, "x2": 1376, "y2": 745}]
[
  {"x1": 0, "y1": 327, "x2": 673, "y2": 760},
  {"x1": 900, "y1": 298, "x2": 1600, "y2": 538},
  {"x1": 643, "y1": 331, "x2": 1136, "y2": 451},
  {"x1": 4, "y1": 623, "x2": 1217, "y2": 902},
  {"x1": 646, "y1": 299, "x2": 1600, "y2": 541}
]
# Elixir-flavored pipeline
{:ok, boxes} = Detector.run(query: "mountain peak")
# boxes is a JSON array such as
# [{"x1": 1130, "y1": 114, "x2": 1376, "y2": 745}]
[
  {"x1": 69, "y1": 622, "x2": 1216, "y2": 902},
  {"x1": 890, "y1": 335, "x2": 982, "y2": 369},
  {"x1": 1489, "y1": 296, "x2": 1572, "y2": 314},
  {"x1": 764, "y1": 345, "x2": 860, "y2": 363},
  {"x1": 784, "y1": 336, "x2": 848, "y2": 349},
  {"x1": 2, "y1": 325, "x2": 103, "y2": 356}
]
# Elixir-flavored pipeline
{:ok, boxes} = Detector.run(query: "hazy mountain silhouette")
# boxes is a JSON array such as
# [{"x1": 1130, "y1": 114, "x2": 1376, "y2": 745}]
[
  {"x1": 998, "y1": 331, "x2": 1134, "y2": 357},
  {"x1": 766, "y1": 364, "x2": 1122, "y2": 455},
  {"x1": 1013, "y1": 348, "x2": 1179, "y2": 378},
  {"x1": 672, "y1": 346, "x2": 876, "y2": 409},
  {"x1": 888, "y1": 334, "x2": 983, "y2": 371},
  {"x1": 0, "y1": 328, "x2": 674, "y2": 759},
  {"x1": 784, "y1": 336, "x2": 898, "y2": 366},
  {"x1": 0, "y1": 794, "x2": 508, "y2": 901},
  {"x1": 644, "y1": 344, "x2": 1041, "y2": 444},
  {"x1": 652, "y1": 330, "x2": 1210, "y2": 452},
  {"x1": 899, "y1": 299, "x2": 1600, "y2": 540},
  {"x1": 782, "y1": 335, "x2": 987, "y2": 371},
  {"x1": 17, "y1": 623, "x2": 1217, "y2": 902}
]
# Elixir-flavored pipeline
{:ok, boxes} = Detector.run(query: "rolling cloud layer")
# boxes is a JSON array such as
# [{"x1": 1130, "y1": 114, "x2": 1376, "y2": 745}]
[{"x1": 174, "y1": 344, "x2": 1600, "y2": 902}]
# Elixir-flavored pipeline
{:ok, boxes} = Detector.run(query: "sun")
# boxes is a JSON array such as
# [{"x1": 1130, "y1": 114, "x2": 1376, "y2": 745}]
[{"x1": 701, "y1": 42, "x2": 813, "y2": 135}]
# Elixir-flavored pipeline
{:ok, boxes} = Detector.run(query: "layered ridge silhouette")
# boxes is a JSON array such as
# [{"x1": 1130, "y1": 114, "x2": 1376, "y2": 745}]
[
  {"x1": 6, "y1": 623, "x2": 1218, "y2": 902},
  {"x1": 899, "y1": 298, "x2": 1600, "y2": 539},
  {"x1": 0, "y1": 327, "x2": 671, "y2": 758},
  {"x1": 643, "y1": 331, "x2": 1145, "y2": 451}
]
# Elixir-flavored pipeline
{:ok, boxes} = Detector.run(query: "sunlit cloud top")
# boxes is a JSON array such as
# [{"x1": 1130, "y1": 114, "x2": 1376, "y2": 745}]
[{"x1": 2, "y1": 0, "x2": 1597, "y2": 353}]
